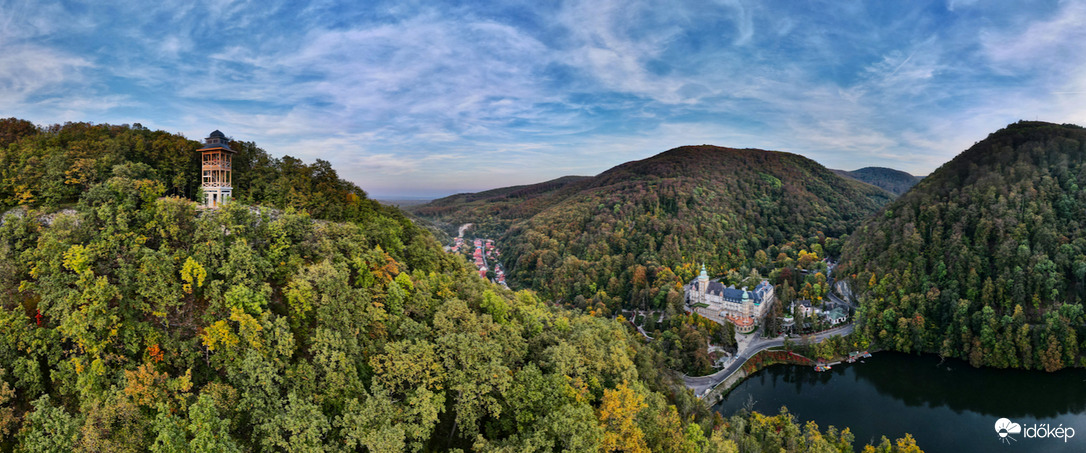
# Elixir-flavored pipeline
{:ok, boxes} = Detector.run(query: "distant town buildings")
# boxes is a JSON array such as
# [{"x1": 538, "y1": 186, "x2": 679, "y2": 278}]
[
  {"x1": 686, "y1": 264, "x2": 774, "y2": 333},
  {"x1": 449, "y1": 233, "x2": 507, "y2": 287}
]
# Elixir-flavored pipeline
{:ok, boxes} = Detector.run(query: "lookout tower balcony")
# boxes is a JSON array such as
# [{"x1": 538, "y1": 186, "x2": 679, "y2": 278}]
[{"x1": 196, "y1": 130, "x2": 237, "y2": 208}]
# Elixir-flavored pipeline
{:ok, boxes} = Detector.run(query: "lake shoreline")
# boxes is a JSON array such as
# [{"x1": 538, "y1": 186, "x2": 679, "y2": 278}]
[{"x1": 713, "y1": 351, "x2": 1086, "y2": 452}]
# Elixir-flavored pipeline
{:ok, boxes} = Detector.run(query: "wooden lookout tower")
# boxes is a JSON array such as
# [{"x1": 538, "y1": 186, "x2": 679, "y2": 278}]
[{"x1": 197, "y1": 130, "x2": 235, "y2": 208}]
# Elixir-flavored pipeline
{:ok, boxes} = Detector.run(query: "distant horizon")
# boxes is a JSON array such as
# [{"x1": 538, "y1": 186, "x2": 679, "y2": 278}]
[
  {"x1": 366, "y1": 151, "x2": 931, "y2": 200},
  {"x1": 4, "y1": 1, "x2": 1084, "y2": 196}
]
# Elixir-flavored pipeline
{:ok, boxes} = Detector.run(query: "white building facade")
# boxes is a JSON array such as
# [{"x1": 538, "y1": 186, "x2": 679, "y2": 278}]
[{"x1": 687, "y1": 264, "x2": 775, "y2": 332}]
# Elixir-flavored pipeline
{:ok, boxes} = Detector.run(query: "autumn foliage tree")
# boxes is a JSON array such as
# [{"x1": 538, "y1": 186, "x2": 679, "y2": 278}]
[
  {"x1": 0, "y1": 119, "x2": 923, "y2": 452},
  {"x1": 843, "y1": 122, "x2": 1086, "y2": 371}
]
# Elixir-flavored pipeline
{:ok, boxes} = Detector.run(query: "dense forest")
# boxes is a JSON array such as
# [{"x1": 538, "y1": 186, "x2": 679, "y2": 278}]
[
  {"x1": 416, "y1": 146, "x2": 893, "y2": 310},
  {"x1": 0, "y1": 119, "x2": 924, "y2": 452},
  {"x1": 831, "y1": 168, "x2": 922, "y2": 196},
  {"x1": 840, "y1": 121, "x2": 1086, "y2": 371},
  {"x1": 414, "y1": 147, "x2": 893, "y2": 378}
]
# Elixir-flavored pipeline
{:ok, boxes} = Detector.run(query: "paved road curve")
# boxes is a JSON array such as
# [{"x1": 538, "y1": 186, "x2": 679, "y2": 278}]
[{"x1": 681, "y1": 324, "x2": 855, "y2": 397}]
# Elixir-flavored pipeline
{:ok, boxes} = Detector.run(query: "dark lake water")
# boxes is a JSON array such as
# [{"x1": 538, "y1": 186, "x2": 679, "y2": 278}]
[{"x1": 713, "y1": 352, "x2": 1086, "y2": 452}]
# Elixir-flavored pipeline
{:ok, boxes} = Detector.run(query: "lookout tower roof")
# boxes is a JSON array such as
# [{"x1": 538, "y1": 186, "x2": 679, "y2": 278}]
[{"x1": 197, "y1": 130, "x2": 235, "y2": 153}]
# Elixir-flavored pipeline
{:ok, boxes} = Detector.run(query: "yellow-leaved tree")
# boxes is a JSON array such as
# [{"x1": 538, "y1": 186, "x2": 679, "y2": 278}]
[{"x1": 597, "y1": 383, "x2": 649, "y2": 453}]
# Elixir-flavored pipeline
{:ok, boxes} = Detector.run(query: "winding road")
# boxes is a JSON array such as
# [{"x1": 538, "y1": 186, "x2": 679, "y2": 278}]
[
  {"x1": 682, "y1": 323, "x2": 855, "y2": 397},
  {"x1": 679, "y1": 261, "x2": 861, "y2": 397}
]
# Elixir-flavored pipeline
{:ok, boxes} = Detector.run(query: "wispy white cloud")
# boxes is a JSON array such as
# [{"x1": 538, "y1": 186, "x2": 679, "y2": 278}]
[
  {"x1": 0, "y1": 45, "x2": 90, "y2": 100},
  {"x1": 718, "y1": 0, "x2": 754, "y2": 45},
  {"x1": 980, "y1": 1, "x2": 1086, "y2": 70},
  {"x1": 2, "y1": 0, "x2": 1084, "y2": 195}
]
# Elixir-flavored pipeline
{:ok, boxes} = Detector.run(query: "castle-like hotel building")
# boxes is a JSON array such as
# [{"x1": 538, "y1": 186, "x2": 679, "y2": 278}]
[{"x1": 686, "y1": 265, "x2": 774, "y2": 333}]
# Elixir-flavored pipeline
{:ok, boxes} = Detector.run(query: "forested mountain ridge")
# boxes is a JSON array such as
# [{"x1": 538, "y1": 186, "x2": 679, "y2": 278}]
[
  {"x1": 840, "y1": 121, "x2": 1086, "y2": 371},
  {"x1": 831, "y1": 167, "x2": 922, "y2": 196},
  {"x1": 412, "y1": 175, "x2": 591, "y2": 238},
  {"x1": 424, "y1": 175, "x2": 590, "y2": 208},
  {"x1": 416, "y1": 145, "x2": 895, "y2": 314},
  {"x1": 0, "y1": 119, "x2": 924, "y2": 451}
]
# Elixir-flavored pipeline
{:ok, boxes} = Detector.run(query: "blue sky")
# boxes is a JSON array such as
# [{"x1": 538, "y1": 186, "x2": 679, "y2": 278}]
[{"x1": 2, "y1": 0, "x2": 1085, "y2": 198}]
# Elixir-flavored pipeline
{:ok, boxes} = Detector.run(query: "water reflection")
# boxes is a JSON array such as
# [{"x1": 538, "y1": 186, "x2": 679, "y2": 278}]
[
  {"x1": 714, "y1": 352, "x2": 1086, "y2": 452},
  {"x1": 849, "y1": 353, "x2": 1086, "y2": 419}
]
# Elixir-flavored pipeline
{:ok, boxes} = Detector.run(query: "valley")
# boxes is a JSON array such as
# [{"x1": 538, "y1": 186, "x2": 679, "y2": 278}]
[
  {"x1": 421, "y1": 147, "x2": 893, "y2": 404},
  {"x1": 831, "y1": 167, "x2": 923, "y2": 196},
  {"x1": 449, "y1": 223, "x2": 509, "y2": 286},
  {"x1": 7, "y1": 118, "x2": 1086, "y2": 452},
  {"x1": 442, "y1": 208, "x2": 864, "y2": 400},
  {"x1": 12, "y1": 2, "x2": 1086, "y2": 451},
  {"x1": 6, "y1": 120, "x2": 919, "y2": 452},
  {"x1": 411, "y1": 121, "x2": 1086, "y2": 452}
]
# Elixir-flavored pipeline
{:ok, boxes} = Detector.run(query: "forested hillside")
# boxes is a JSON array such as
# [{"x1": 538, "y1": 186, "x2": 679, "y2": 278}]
[
  {"x1": 0, "y1": 119, "x2": 923, "y2": 451},
  {"x1": 418, "y1": 146, "x2": 894, "y2": 311},
  {"x1": 831, "y1": 167, "x2": 922, "y2": 196},
  {"x1": 840, "y1": 121, "x2": 1086, "y2": 371},
  {"x1": 413, "y1": 175, "x2": 590, "y2": 238}
]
